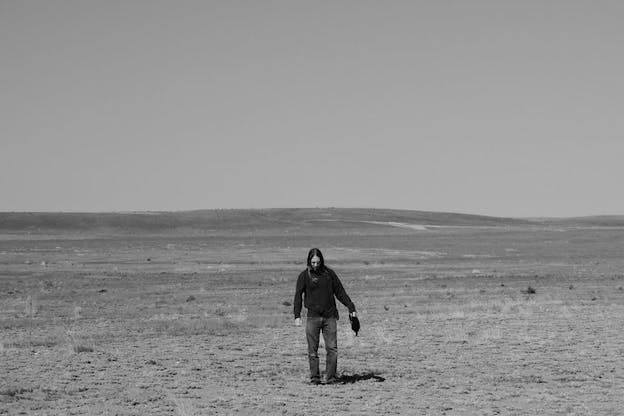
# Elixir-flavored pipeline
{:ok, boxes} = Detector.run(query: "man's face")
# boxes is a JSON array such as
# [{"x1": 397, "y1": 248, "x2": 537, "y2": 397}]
[{"x1": 310, "y1": 255, "x2": 321, "y2": 271}]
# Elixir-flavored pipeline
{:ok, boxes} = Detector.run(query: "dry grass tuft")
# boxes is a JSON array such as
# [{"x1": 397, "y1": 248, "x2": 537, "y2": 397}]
[
  {"x1": 0, "y1": 387, "x2": 33, "y2": 397},
  {"x1": 72, "y1": 344, "x2": 94, "y2": 353},
  {"x1": 148, "y1": 317, "x2": 238, "y2": 337},
  {"x1": 3, "y1": 335, "x2": 62, "y2": 349}
]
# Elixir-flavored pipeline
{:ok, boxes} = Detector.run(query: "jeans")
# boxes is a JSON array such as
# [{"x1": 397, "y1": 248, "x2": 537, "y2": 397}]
[{"x1": 306, "y1": 316, "x2": 338, "y2": 381}]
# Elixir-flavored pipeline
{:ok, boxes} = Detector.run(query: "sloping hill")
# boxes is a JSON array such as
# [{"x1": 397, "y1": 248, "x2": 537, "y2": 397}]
[
  {"x1": 0, "y1": 208, "x2": 531, "y2": 234},
  {"x1": 538, "y1": 215, "x2": 624, "y2": 227}
]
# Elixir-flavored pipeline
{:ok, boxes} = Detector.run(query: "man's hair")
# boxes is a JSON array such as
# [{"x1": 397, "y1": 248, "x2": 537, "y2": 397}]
[{"x1": 306, "y1": 248, "x2": 325, "y2": 270}]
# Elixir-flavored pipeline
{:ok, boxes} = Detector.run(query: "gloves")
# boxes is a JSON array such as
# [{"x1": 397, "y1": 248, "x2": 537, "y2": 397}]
[{"x1": 294, "y1": 318, "x2": 302, "y2": 326}]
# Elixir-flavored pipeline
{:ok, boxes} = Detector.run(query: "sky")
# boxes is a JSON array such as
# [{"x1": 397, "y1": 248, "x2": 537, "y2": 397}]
[{"x1": 2, "y1": 1, "x2": 624, "y2": 217}]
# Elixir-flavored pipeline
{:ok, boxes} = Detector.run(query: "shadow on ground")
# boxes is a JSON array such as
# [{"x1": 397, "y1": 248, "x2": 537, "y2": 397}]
[{"x1": 337, "y1": 373, "x2": 385, "y2": 383}]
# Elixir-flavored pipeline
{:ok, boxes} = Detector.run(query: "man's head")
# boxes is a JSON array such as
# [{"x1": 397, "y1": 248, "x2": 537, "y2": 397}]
[{"x1": 307, "y1": 248, "x2": 325, "y2": 271}]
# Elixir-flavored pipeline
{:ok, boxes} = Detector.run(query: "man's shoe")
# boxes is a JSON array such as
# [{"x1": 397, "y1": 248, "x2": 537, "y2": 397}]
[
  {"x1": 310, "y1": 379, "x2": 321, "y2": 385},
  {"x1": 324, "y1": 377, "x2": 341, "y2": 385}
]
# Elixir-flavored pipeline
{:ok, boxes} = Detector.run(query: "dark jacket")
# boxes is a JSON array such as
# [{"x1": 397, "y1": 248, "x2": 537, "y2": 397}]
[{"x1": 293, "y1": 266, "x2": 356, "y2": 319}]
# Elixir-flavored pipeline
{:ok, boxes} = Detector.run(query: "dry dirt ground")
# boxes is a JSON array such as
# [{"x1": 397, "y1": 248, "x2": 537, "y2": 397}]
[{"x1": 1, "y1": 226, "x2": 624, "y2": 415}]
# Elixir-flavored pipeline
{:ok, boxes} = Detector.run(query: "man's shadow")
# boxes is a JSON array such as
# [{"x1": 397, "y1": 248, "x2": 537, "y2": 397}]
[{"x1": 336, "y1": 372, "x2": 385, "y2": 383}]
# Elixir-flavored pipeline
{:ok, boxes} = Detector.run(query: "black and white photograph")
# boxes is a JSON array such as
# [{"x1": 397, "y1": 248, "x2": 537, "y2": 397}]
[{"x1": 2, "y1": 1, "x2": 624, "y2": 414}]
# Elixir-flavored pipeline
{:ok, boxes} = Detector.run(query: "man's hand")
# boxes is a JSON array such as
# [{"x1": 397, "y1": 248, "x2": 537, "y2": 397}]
[
  {"x1": 294, "y1": 318, "x2": 302, "y2": 326},
  {"x1": 349, "y1": 312, "x2": 360, "y2": 336}
]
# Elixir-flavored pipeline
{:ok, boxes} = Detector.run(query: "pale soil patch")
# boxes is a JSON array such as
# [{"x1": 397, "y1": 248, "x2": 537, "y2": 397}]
[{"x1": 361, "y1": 221, "x2": 429, "y2": 231}]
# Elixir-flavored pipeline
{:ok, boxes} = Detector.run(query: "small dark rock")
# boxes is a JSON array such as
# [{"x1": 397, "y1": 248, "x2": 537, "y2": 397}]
[
  {"x1": 186, "y1": 295, "x2": 196, "y2": 302},
  {"x1": 282, "y1": 301, "x2": 291, "y2": 307}
]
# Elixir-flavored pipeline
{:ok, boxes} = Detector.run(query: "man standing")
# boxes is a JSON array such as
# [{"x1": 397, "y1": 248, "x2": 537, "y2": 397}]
[{"x1": 294, "y1": 248, "x2": 357, "y2": 385}]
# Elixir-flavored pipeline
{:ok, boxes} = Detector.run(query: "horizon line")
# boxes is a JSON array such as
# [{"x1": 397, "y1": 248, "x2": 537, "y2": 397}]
[{"x1": 0, "y1": 207, "x2": 623, "y2": 220}]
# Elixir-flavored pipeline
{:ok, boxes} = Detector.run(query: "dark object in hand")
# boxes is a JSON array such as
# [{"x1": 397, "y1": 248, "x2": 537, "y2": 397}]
[{"x1": 349, "y1": 315, "x2": 360, "y2": 336}]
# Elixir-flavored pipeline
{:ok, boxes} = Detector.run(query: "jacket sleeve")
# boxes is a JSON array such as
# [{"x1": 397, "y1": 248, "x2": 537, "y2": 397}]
[
  {"x1": 293, "y1": 271, "x2": 306, "y2": 319},
  {"x1": 330, "y1": 270, "x2": 356, "y2": 313}
]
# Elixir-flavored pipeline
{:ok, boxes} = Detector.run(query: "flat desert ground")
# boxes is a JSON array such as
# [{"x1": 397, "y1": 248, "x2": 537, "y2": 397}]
[{"x1": 1, "y1": 211, "x2": 623, "y2": 415}]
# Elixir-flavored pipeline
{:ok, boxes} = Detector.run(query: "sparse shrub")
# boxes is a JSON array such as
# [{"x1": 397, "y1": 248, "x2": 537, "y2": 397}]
[
  {"x1": 215, "y1": 307, "x2": 227, "y2": 316},
  {"x1": 73, "y1": 344, "x2": 94, "y2": 353},
  {"x1": 524, "y1": 286, "x2": 536, "y2": 294}
]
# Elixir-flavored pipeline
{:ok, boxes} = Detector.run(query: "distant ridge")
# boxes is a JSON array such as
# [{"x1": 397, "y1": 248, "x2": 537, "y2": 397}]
[
  {"x1": 537, "y1": 215, "x2": 624, "y2": 227},
  {"x1": 0, "y1": 208, "x2": 620, "y2": 234}
]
